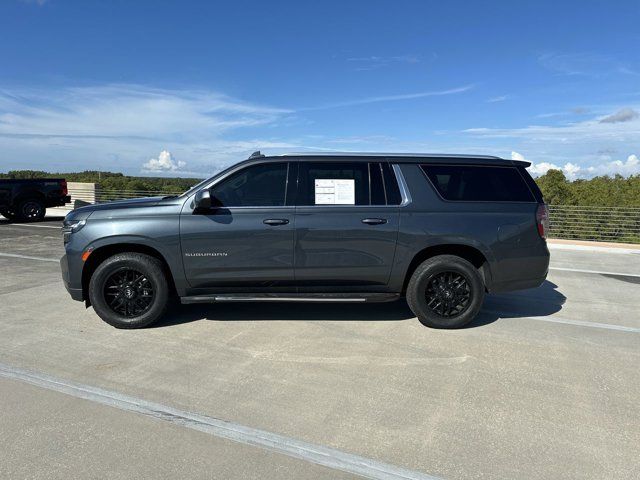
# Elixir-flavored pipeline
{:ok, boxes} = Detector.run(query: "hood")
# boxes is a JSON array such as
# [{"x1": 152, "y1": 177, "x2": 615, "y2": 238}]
[{"x1": 65, "y1": 196, "x2": 179, "y2": 222}]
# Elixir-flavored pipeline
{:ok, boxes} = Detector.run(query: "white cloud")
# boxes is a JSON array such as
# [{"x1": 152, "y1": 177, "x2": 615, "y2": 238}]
[
  {"x1": 142, "y1": 150, "x2": 186, "y2": 172},
  {"x1": 513, "y1": 151, "x2": 568, "y2": 176},
  {"x1": 586, "y1": 154, "x2": 640, "y2": 176},
  {"x1": 599, "y1": 108, "x2": 638, "y2": 123},
  {"x1": 487, "y1": 95, "x2": 511, "y2": 103},
  {"x1": 0, "y1": 84, "x2": 299, "y2": 175},
  {"x1": 346, "y1": 54, "x2": 422, "y2": 71},
  {"x1": 302, "y1": 85, "x2": 475, "y2": 110},
  {"x1": 513, "y1": 151, "x2": 639, "y2": 179},
  {"x1": 0, "y1": 84, "x2": 290, "y2": 139},
  {"x1": 563, "y1": 162, "x2": 581, "y2": 178}
]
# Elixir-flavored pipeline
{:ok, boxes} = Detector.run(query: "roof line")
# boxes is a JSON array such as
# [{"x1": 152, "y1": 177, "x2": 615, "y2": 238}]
[{"x1": 266, "y1": 151, "x2": 503, "y2": 160}]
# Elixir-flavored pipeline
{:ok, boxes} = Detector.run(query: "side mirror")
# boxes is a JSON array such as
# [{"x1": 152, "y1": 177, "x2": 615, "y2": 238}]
[{"x1": 194, "y1": 189, "x2": 212, "y2": 210}]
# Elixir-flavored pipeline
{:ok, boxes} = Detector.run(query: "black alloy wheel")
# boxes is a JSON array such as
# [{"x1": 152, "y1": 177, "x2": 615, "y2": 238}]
[
  {"x1": 424, "y1": 271, "x2": 471, "y2": 318},
  {"x1": 104, "y1": 268, "x2": 155, "y2": 317},
  {"x1": 89, "y1": 252, "x2": 170, "y2": 329},
  {"x1": 406, "y1": 254, "x2": 485, "y2": 329}
]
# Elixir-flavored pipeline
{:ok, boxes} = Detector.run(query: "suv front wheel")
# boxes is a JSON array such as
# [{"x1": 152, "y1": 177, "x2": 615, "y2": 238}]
[
  {"x1": 89, "y1": 252, "x2": 170, "y2": 329},
  {"x1": 406, "y1": 255, "x2": 485, "y2": 329}
]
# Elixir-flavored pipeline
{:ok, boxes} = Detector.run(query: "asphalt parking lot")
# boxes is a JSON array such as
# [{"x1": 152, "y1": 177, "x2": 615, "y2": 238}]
[{"x1": 0, "y1": 217, "x2": 638, "y2": 480}]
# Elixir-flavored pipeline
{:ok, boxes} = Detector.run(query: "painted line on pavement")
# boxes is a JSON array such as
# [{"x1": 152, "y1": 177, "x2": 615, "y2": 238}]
[
  {"x1": 0, "y1": 252, "x2": 59, "y2": 263},
  {"x1": 548, "y1": 243, "x2": 640, "y2": 255},
  {"x1": 0, "y1": 363, "x2": 441, "y2": 480},
  {"x1": 484, "y1": 310, "x2": 640, "y2": 334},
  {"x1": 549, "y1": 266, "x2": 640, "y2": 278},
  {"x1": 0, "y1": 223, "x2": 60, "y2": 229}
]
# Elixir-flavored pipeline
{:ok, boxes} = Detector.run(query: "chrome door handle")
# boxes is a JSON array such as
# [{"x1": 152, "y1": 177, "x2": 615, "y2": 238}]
[
  {"x1": 263, "y1": 218, "x2": 289, "y2": 226},
  {"x1": 361, "y1": 218, "x2": 387, "y2": 225}
]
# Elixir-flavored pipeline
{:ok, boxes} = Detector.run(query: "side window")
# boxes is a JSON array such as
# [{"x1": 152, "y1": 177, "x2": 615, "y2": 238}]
[
  {"x1": 381, "y1": 163, "x2": 402, "y2": 205},
  {"x1": 369, "y1": 162, "x2": 386, "y2": 205},
  {"x1": 298, "y1": 162, "x2": 369, "y2": 206},
  {"x1": 210, "y1": 162, "x2": 288, "y2": 207},
  {"x1": 421, "y1": 165, "x2": 535, "y2": 202}
]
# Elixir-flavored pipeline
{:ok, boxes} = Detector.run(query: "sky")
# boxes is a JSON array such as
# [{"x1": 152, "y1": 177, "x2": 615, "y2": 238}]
[{"x1": 1, "y1": 0, "x2": 640, "y2": 179}]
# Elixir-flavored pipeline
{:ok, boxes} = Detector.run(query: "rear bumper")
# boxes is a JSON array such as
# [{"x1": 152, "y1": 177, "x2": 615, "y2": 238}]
[
  {"x1": 46, "y1": 195, "x2": 71, "y2": 208},
  {"x1": 489, "y1": 273, "x2": 548, "y2": 293},
  {"x1": 60, "y1": 254, "x2": 83, "y2": 301},
  {"x1": 487, "y1": 242, "x2": 550, "y2": 293}
]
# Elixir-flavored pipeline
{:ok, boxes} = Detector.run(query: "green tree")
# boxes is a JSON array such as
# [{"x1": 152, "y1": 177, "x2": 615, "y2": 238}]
[{"x1": 535, "y1": 169, "x2": 574, "y2": 205}]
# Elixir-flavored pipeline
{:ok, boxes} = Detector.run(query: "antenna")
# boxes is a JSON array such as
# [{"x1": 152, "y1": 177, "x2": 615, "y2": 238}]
[{"x1": 248, "y1": 151, "x2": 265, "y2": 159}]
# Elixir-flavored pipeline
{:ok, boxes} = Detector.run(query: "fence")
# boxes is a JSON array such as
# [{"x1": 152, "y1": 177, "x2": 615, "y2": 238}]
[
  {"x1": 548, "y1": 205, "x2": 640, "y2": 244},
  {"x1": 64, "y1": 185, "x2": 640, "y2": 244},
  {"x1": 67, "y1": 185, "x2": 183, "y2": 204}
]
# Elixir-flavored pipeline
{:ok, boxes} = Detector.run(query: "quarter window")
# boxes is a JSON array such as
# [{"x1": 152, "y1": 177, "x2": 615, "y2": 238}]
[
  {"x1": 421, "y1": 165, "x2": 535, "y2": 202},
  {"x1": 382, "y1": 163, "x2": 402, "y2": 205},
  {"x1": 210, "y1": 162, "x2": 288, "y2": 207}
]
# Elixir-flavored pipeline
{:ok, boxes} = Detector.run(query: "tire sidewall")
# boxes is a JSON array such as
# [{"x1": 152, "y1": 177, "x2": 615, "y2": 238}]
[
  {"x1": 89, "y1": 254, "x2": 169, "y2": 328},
  {"x1": 408, "y1": 256, "x2": 484, "y2": 329}
]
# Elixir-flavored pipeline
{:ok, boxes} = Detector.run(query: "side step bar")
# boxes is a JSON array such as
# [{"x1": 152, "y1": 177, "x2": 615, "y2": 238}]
[{"x1": 180, "y1": 293, "x2": 399, "y2": 304}]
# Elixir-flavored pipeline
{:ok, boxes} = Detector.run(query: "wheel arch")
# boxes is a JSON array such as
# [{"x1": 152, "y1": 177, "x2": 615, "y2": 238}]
[
  {"x1": 81, "y1": 242, "x2": 177, "y2": 305},
  {"x1": 402, "y1": 243, "x2": 492, "y2": 294}
]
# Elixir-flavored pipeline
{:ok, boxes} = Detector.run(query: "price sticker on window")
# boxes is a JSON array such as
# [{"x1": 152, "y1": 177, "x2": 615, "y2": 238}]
[{"x1": 314, "y1": 179, "x2": 355, "y2": 204}]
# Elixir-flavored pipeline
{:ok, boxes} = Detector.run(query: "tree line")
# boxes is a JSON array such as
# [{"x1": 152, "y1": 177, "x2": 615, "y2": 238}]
[
  {"x1": 0, "y1": 170, "x2": 200, "y2": 194},
  {"x1": 3, "y1": 168, "x2": 639, "y2": 242},
  {"x1": 536, "y1": 170, "x2": 640, "y2": 207},
  {"x1": 2, "y1": 168, "x2": 639, "y2": 207}
]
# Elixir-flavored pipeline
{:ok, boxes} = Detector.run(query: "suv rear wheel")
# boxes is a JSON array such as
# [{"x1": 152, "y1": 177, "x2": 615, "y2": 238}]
[
  {"x1": 16, "y1": 198, "x2": 46, "y2": 222},
  {"x1": 88, "y1": 252, "x2": 169, "y2": 329},
  {"x1": 406, "y1": 254, "x2": 485, "y2": 329}
]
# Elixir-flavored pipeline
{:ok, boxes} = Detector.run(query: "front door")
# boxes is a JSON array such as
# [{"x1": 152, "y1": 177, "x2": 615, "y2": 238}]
[
  {"x1": 180, "y1": 161, "x2": 295, "y2": 290},
  {"x1": 294, "y1": 161, "x2": 400, "y2": 289}
]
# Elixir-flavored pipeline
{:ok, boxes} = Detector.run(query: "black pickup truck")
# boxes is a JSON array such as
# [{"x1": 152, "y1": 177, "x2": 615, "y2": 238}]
[{"x1": 0, "y1": 178, "x2": 71, "y2": 221}]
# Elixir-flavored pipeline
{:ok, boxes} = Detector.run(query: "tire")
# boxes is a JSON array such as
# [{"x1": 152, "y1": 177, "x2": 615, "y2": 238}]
[
  {"x1": 406, "y1": 255, "x2": 485, "y2": 329},
  {"x1": 0, "y1": 208, "x2": 16, "y2": 221},
  {"x1": 88, "y1": 253, "x2": 170, "y2": 329},
  {"x1": 16, "y1": 198, "x2": 46, "y2": 222}
]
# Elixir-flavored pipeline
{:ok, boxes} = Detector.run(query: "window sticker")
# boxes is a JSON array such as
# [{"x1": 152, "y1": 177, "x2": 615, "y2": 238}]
[{"x1": 314, "y1": 179, "x2": 355, "y2": 205}]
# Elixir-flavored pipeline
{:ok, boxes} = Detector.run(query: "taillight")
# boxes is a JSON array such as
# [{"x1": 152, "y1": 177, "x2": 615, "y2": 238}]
[
  {"x1": 60, "y1": 180, "x2": 68, "y2": 196},
  {"x1": 536, "y1": 203, "x2": 550, "y2": 239}
]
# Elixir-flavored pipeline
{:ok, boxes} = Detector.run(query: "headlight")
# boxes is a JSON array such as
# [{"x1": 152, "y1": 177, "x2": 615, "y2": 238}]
[{"x1": 62, "y1": 219, "x2": 86, "y2": 244}]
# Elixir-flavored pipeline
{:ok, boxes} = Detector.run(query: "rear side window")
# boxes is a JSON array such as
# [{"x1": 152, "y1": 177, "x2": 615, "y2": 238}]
[
  {"x1": 421, "y1": 165, "x2": 535, "y2": 202},
  {"x1": 298, "y1": 162, "x2": 370, "y2": 205}
]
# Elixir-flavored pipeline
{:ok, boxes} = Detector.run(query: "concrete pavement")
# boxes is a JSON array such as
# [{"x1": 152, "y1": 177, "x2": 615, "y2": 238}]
[{"x1": 0, "y1": 218, "x2": 638, "y2": 479}]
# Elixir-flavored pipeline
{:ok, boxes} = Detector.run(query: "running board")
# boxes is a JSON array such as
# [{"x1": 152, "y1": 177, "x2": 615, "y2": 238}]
[{"x1": 180, "y1": 293, "x2": 399, "y2": 304}]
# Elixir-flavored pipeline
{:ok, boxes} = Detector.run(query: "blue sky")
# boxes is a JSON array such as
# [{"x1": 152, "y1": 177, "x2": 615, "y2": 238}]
[{"x1": 1, "y1": 0, "x2": 639, "y2": 178}]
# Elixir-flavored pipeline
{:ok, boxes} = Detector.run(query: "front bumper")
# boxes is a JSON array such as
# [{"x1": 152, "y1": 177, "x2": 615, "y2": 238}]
[{"x1": 60, "y1": 254, "x2": 83, "y2": 301}]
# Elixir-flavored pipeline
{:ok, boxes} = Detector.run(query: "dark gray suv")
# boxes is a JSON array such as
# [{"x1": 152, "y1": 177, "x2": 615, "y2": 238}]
[{"x1": 60, "y1": 152, "x2": 550, "y2": 329}]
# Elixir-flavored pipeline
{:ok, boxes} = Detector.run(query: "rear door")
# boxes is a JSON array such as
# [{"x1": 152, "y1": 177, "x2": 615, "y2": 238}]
[{"x1": 293, "y1": 160, "x2": 401, "y2": 289}]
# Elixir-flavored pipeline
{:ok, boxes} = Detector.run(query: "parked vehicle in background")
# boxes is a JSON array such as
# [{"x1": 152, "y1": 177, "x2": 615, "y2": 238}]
[
  {"x1": 0, "y1": 178, "x2": 70, "y2": 222},
  {"x1": 60, "y1": 152, "x2": 550, "y2": 329}
]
